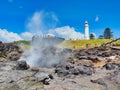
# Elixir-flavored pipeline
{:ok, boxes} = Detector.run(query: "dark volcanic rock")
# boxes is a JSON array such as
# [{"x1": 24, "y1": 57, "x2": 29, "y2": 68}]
[
  {"x1": 65, "y1": 64, "x2": 74, "y2": 70},
  {"x1": 87, "y1": 56, "x2": 101, "y2": 62},
  {"x1": 78, "y1": 65, "x2": 95, "y2": 75},
  {"x1": 55, "y1": 68, "x2": 69, "y2": 77},
  {"x1": 102, "y1": 52, "x2": 111, "y2": 57},
  {"x1": 16, "y1": 60, "x2": 29, "y2": 70},
  {"x1": 91, "y1": 78, "x2": 106, "y2": 86},
  {"x1": 77, "y1": 56, "x2": 88, "y2": 60},
  {"x1": 85, "y1": 49, "x2": 98, "y2": 55},
  {"x1": 109, "y1": 70, "x2": 120, "y2": 77},
  {"x1": 69, "y1": 67, "x2": 80, "y2": 75},
  {"x1": 34, "y1": 72, "x2": 54, "y2": 85},
  {"x1": 40, "y1": 74, "x2": 54, "y2": 85},
  {"x1": 103, "y1": 63, "x2": 118, "y2": 70},
  {"x1": 55, "y1": 64, "x2": 95, "y2": 77}
]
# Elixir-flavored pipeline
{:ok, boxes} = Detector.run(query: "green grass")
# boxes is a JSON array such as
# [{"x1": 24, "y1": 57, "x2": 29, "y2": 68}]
[
  {"x1": 60, "y1": 39, "x2": 120, "y2": 49},
  {"x1": 14, "y1": 40, "x2": 31, "y2": 45},
  {"x1": 13, "y1": 39, "x2": 120, "y2": 50},
  {"x1": 14, "y1": 40, "x2": 31, "y2": 49}
]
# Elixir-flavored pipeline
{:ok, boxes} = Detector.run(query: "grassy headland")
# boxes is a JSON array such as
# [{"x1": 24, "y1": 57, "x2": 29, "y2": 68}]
[
  {"x1": 60, "y1": 39, "x2": 120, "y2": 49},
  {"x1": 14, "y1": 40, "x2": 31, "y2": 49},
  {"x1": 14, "y1": 39, "x2": 120, "y2": 50}
]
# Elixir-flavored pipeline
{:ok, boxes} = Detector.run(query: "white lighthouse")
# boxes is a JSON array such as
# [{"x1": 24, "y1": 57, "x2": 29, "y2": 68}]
[{"x1": 84, "y1": 21, "x2": 89, "y2": 40}]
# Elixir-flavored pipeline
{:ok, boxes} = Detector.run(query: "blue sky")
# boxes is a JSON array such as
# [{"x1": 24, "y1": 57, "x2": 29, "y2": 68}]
[{"x1": 0, "y1": 0, "x2": 120, "y2": 41}]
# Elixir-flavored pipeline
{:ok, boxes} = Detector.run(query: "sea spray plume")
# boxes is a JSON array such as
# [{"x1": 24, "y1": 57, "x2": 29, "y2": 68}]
[
  {"x1": 19, "y1": 11, "x2": 70, "y2": 67},
  {"x1": 26, "y1": 11, "x2": 58, "y2": 34},
  {"x1": 19, "y1": 35, "x2": 70, "y2": 67}
]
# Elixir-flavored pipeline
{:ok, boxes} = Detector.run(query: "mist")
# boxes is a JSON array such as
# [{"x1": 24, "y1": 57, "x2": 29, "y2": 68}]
[
  {"x1": 19, "y1": 11, "x2": 70, "y2": 67},
  {"x1": 26, "y1": 11, "x2": 58, "y2": 35},
  {"x1": 19, "y1": 35, "x2": 70, "y2": 67},
  {"x1": 19, "y1": 11, "x2": 83, "y2": 67}
]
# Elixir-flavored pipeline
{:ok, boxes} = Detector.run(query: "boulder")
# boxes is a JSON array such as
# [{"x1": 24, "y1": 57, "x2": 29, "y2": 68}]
[
  {"x1": 78, "y1": 65, "x2": 95, "y2": 75},
  {"x1": 55, "y1": 68, "x2": 69, "y2": 77},
  {"x1": 103, "y1": 63, "x2": 118, "y2": 70},
  {"x1": 16, "y1": 60, "x2": 29, "y2": 70},
  {"x1": 91, "y1": 78, "x2": 106, "y2": 86},
  {"x1": 55, "y1": 64, "x2": 95, "y2": 77},
  {"x1": 69, "y1": 67, "x2": 80, "y2": 75},
  {"x1": 35, "y1": 72, "x2": 54, "y2": 85}
]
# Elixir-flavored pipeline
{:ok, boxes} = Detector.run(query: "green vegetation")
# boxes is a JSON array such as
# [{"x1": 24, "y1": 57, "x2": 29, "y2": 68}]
[
  {"x1": 13, "y1": 39, "x2": 120, "y2": 50},
  {"x1": 98, "y1": 27, "x2": 113, "y2": 39},
  {"x1": 90, "y1": 33, "x2": 95, "y2": 39},
  {"x1": 14, "y1": 40, "x2": 31, "y2": 45},
  {"x1": 116, "y1": 40, "x2": 120, "y2": 44},
  {"x1": 61, "y1": 39, "x2": 120, "y2": 49},
  {"x1": 98, "y1": 35, "x2": 104, "y2": 39},
  {"x1": 104, "y1": 28, "x2": 113, "y2": 39},
  {"x1": 14, "y1": 40, "x2": 31, "y2": 49}
]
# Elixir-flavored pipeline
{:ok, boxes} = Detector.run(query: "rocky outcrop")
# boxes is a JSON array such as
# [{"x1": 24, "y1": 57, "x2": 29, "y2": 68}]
[
  {"x1": 0, "y1": 40, "x2": 120, "y2": 90},
  {"x1": 55, "y1": 64, "x2": 95, "y2": 77},
  {"x1": 0, "y1": 41, "x2": 22, "y2": 62},
  {"x1": 0, "y1": 61, "x2": 55, "y2": 90}
]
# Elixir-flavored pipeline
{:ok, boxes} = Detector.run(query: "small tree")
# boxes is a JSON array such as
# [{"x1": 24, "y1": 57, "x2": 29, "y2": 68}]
[
  {"x1": 98, "y1": 35, "x2": 104, "y2": 39},
  {"x1": 90, "y1": 33, "x2": 95, "y2": 39},
  {"x1": 104, "y1": 28, "x2": 113, "y2": 39}
]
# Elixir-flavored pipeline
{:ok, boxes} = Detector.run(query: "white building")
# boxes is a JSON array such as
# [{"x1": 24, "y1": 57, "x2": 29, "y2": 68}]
[{"x1": 84, "y1": 21, "x2": 89, "y2": 40}]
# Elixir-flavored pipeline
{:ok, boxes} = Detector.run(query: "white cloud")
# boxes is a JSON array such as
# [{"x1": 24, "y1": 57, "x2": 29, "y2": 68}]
[
  {"x1": 0, "y1": 29, "x2": 23, "y2": 42},
  {"x1": 0, "y1": 11, "x2": 86, "y2": 42},
  {"x1": 95, "y1": 16, "x2": 99, "y2": 22},
  {"x1": 0, "y1": 11, "x2": 58, "y2": 42},
  {"x1": 26, "y1": 11, "x2": 85, "y2": 40},
  {"x1": 49, "y1": 26, "x2": 84, "y2": 40},
  {"x1": 20, "y1": 32, "x2": 33, "y2": 40},
  {"x1": 0, "y1": 29, "x2": 35, "y2": 42}
]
